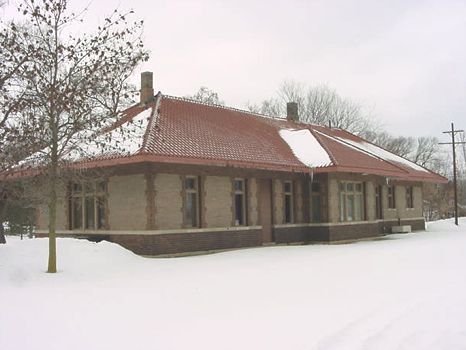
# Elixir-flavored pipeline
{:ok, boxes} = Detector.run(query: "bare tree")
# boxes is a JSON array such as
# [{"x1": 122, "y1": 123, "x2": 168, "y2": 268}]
[
  {"x1": 187, "y1": 86, "x2": 224, "y2": 105},
  {"x1": 248, "y1": 81, "x2": 378, "y2": 136},
  {"x1": 411, "y1": 136, "x2": 441, "y2": 168},
  {"x1": 0, "y1": 21, "x2": 37, "y2": 171},
  {"x1": 460, "y1": 132, "x2": 466, "y2": 169},
  {"x1": 0, "y1": 2, "x2": 40, "y2": 243},
  {"x1": 368, "y1": 132, "x2": 415, "y2": 158},
  {"x1": 0, "y1": 187, "x2": 6, "y2": 243},
  {"x1": 3, "y1": 0, "x2": 148, "y2": 272}
]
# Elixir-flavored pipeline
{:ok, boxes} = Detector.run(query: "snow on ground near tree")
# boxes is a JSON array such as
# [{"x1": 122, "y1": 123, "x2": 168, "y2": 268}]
[{"x1": 2, "y1": 219, "x2": 466, "y2": 350}]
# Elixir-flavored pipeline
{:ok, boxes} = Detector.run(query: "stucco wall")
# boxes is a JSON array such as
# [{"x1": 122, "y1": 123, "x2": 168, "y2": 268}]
[
  {"x1": 153, "y1": 173, "x2": 182, "y2": 229},
  {"x1": 204, "y1": 176, "x2": 232, "y2": 227},
  {"x1": 327, "y1": 174, "x2": 423, "y2": 224},
  {"x1": 382, "y1": 184, "x2": 396, "y2": 220},
  {"x1": 365, "y1": 180, "x2": 376, "y2": 221},
  {"x1": 108, "y1": 174, "x2": 146, "y2": 230},
  {"x1": 36, "y1": 169, "x2": 424, "y2": 235},
  {"x1": 383, "y1": 183, "x2": 423, "y2": 220}
]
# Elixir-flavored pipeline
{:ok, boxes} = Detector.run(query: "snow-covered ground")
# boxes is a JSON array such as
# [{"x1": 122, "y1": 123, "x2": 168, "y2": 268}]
[{"x1": 1, "y1": 218, "x2": 466, "y2": 350}]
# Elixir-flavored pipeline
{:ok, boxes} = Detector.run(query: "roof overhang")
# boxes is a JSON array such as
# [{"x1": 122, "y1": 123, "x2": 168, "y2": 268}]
[{"x1": 2, "y1": 153, "x2": 447, "y2": 184}]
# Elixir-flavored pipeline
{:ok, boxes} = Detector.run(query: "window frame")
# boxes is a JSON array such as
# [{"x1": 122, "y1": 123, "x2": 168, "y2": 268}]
[
  {"x1": 339, "y1": 181, "x2": 365, "y2": 222},
  {"x1": 388, "y1": 185, "x2": 396, "y2": 209},
  {"x1": 183, "y1": 176, "x2": 201, "y2": 228},
  {"x1": 310, "y1": 182, "x2": 321, "y2": 223},
  {"x1": 233, "y1": 178, "x2": 247, "y2": 226},
  {"x1": 283, "y1": 180, "x2": 294, "y2": 224},
  {"x1": 405, "y1": 185, "x2": 414, "y2": 209},
  {"x1": 70, "y1": 180, "x2": 107, "y2": 230}
]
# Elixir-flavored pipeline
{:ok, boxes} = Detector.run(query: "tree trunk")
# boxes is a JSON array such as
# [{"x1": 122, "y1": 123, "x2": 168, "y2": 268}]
[
  {"x1": 47, "y1": 117, "x2": 58, "y2": 273},
  {"x1": 47, "y1": 177, "x2": 57, "y2": 273},
  {"x1": 0, "y1": 224, "x2": 5, "y2": 244},
  {"x1": 0, "y1": 197, "x2": 6, "y2": 244}
]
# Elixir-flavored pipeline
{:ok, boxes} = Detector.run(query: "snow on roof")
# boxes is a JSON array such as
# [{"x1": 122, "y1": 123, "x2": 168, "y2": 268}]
[
  {"x1": 17, "y1": 107, "x2": 153, "y2": 168},
  {"x1": 333, "y1": 135, "x2": 429, "y2": 173},
  {"x1": 84, "y1": 106, "x2": 153, "y2": 157},
  {"x1": 62, "y1": 106, "x2": 153, "y2": 161},
  {"x1": 279, "y1": 129, "x2": 333, "y2": 168}
]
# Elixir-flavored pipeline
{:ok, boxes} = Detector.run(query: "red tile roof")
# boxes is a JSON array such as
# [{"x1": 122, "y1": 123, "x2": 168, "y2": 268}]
[
  {"x1": 133, "y1": 94, "x2": 445, "y2": 183},
  {"x1": 142, "y1": 95, "x2": 306, "y2": 171},
  {"x1": 14, "y1": 93, "x2": 445, "y2": 183}
]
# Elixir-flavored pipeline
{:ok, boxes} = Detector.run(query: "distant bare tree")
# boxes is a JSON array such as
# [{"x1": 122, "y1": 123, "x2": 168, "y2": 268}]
[
  {"x1": 187, "y1": 87, "x2": 224, "y2": 105},
  {"x1": 248, "y1": 81, "x2": 378, "y2": 136},
  {"x1": 460, "y1": 132, "x2": 466, "y2": 166},
  {"x1": 412, "y1": 137, "x2": 441, "y2": 168},
  {"x1": 363, "y1": 131, "x2": 414, "y2": 158},
  {"x1": 367, "y1": 132, "x2": 447, "y2": 173}
]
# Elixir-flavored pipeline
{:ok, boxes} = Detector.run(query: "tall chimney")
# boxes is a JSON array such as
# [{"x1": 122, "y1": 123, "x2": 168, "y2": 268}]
[
  {"x1": 140, "y1": 71, "x2": 154, "y2": 105},
  {"x1": 286, "y1": 102, "x2": 298, "y2": 122}
]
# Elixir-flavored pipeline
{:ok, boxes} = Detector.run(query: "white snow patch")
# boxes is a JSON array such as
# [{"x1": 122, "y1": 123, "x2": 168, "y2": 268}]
[
  {"x1": 279, "y1": 128, "x2": 332, "y2": 167},
  {"x1": 335, "y1": 134, "x2": 429, "y2": 173},
  {"x1": 2, "y1": 218, "x2": 466, "y2": 350},
  {"x1": 66, "y1": 106, "x2": 153, "y2": 160},
  {"x1": 17, "y1": 107, "x2": 153, "y2": 167}
]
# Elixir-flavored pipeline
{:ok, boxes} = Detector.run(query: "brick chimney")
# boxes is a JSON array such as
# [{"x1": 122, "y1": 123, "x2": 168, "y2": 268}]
[
  {"x1": 140, "y1": 71, "x2": 154, "y2": 105},
  {"x1": 286, "y1": 102, "x2": 298, "y2": 122}
]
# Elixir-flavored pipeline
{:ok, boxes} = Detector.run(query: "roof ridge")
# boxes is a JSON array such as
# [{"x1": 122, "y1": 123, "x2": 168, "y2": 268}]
[
  {"x1": 314, "y1": 129, "x2": 410, "y2": 175},
  {"x1": 161, "y1": 93, "x2": 286, "y2": 121},
  {"x1": 161, "y1": 94, "x2": 341, "y2": 131},
  {"x1": 140, "y1": 96, "x2": 160, "y2": 153},
  {"x1": 309, "y1": 128, "x2": 338, "y2": 167},
  {"x1": 336, "y1": 128, "x2": 442, "y2": 176}
]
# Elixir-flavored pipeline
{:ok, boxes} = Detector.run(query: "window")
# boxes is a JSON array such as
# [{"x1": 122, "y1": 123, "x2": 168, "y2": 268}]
[
  {"x1": 184, "y1": 176, "x2": 200, "y2": 227},
  {"x1": 375, "y1": 185, "x2": 383, "y2": 219},
  {"x1": 284, "y1": 181, "x2": 294, "y2": 223},
  {"x1": 234, "y1": 179, "x2": 247, "y2": 226},
  {"x1": 310, "y1": 182, "x2": 321, "y2": 223},
  {"x1": 70, "y1": 181, "x2": 107, "y2": 230},
  {"x1": 406, "y1": 186, "x2": 414, "y2": 209},
  {"x1": 339, "y1": 182, "x2": 364, "y2": 222},
  {"x1": 388, "y1": 185, "x2": 396, "y2": 209}
]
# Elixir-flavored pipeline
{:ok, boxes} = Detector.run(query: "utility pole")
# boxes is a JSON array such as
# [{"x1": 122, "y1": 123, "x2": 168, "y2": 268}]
[{"x1": 440, "y1": 122, "x2": 465, "y2": 225}]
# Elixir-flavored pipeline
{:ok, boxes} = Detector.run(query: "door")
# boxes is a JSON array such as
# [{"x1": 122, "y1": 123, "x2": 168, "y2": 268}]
[{"x1": 259, "y1": 179, "x2": 274, "y2": 243}]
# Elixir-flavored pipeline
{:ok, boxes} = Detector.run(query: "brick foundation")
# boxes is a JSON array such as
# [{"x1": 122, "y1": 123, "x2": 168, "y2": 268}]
[
  {"x1": 108, "y1": 229, "x2": 262, "y2": 255},
  {"x1": 274, "y1": 226, "x2": 330, "y2": 243},
  {"x1": 274, "y1": 218, "x2": 425, "y2": 244},
  {"x1": 34, "y1": 218, "x2": 425, "y2": 255}
]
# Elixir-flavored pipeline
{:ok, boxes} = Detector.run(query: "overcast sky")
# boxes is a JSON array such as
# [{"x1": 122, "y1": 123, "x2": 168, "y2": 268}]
[{"x1": 3, "y1": 0, "x2": 466, "y2": 138}]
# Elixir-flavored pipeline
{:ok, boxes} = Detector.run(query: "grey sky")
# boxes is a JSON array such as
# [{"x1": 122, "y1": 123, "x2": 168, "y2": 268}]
[{"x1": 4, "y1": 0, "x2": 466, "y2": 137}]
